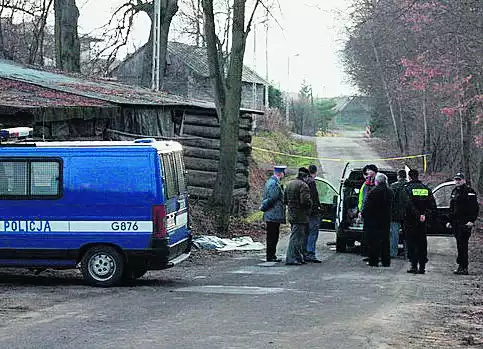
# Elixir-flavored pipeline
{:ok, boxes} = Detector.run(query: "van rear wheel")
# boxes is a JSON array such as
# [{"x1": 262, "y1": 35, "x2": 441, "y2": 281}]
[{"x1": 81, "y1": 246, "x2": 124, "y2": 287}]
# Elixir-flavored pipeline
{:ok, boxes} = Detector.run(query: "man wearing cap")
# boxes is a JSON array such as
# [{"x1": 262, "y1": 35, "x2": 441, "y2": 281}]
[
  {"x1": 260, "y1": 165, "x2": 287, "y2": 262},
  {"x1": 358, "y1": 164, "x2": 378, "y2": 258},
  {"x1": 403, "y1": 169, "x2": 436, "y2": 274},
  {"x1": 446, "y1": 172, "x2": 479, "y2": 275},
  {"x1": 284, "y1": 167, "x2": 312, "y2": 265}
]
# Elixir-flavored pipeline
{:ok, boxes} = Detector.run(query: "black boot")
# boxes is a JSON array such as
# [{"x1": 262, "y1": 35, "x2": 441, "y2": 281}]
[
  {"x1": 454, "y1": 267, "x2": 468, "y2": 275},
  {"x1": 407, "y1": 264, "x2": 418, "y2": 274},
  {"x1": 417, "y1": 264, "x2": 425, "y2": 274}
]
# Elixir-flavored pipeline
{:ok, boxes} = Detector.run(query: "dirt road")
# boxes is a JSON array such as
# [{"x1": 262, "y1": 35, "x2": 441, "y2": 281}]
[{"x1": 0, "y1": 132, "x2": 481, "y2": 348}]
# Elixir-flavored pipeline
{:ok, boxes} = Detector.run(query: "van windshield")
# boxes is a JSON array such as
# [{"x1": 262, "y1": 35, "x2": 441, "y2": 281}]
[{"x1": 159, "y1": 151, "x2": 187, "y2": 199}]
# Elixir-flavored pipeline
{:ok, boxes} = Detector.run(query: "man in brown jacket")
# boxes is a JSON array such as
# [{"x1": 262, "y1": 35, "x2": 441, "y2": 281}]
[{"x1": 284, "y1": 167, "x2": 312, "y2": 265}]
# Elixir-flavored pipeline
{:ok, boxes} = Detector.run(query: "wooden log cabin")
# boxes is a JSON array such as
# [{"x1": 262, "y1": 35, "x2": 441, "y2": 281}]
[{"x1": 0, "y1": 60, "x2": 263, "y2": 214}]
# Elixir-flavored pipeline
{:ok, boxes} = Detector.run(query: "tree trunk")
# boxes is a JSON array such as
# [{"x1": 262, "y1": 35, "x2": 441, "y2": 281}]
[
  {"x1": 478, "y1": 158, "x2": 483, "y2": 194},
  {"x1": 370, "y1": 32, "x2": 403, "y2": 154},
  {"x1": 202, "y1": 0, "x2": 258, "y2": 233},
  {"x1": 459, "y1": 105, "x2": 472, "y2": 186},
  {"x1": 141, "y1": 0, "x2": 179, "y2": 88},
  {"x1": 54, "y1": 0, "x2": 80, "y2": 72},
  {"x1": 422, "y1": 90, "x2": 430, "y2": 156},
  {"x1": 397, "y1": 101, "x2": 409, "y2": 154},
  {"x1": 29, "y1": 0, "x2": 54, "y2": 65}
]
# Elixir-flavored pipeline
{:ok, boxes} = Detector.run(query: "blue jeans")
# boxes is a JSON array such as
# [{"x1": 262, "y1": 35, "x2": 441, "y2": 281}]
[
  {"x1": 306, "y1": 216, "x2": 320, "y2": 260},
  {"x1": 390, "y1": 222, "x2": 400, "y2": 257},
  {"x1": 286, "y1": 223, "x2": 307, "y2": 263}
]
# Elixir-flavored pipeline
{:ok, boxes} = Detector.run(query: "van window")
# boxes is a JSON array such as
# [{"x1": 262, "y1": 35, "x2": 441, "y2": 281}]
[
  {"x1": 159, "y1": 151, "x2": 187, "y2": 199},
  {"x1": 0, "y1": 159, "x2": 61, "y2": 199},
  {"x1": 433, "y1": 183, "x2": 455, "y2": 208},
  {"x1": 174, "y1": 151, "x2": 186, "y2": 193}
]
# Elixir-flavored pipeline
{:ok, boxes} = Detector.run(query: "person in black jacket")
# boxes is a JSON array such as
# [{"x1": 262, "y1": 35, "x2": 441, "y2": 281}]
[
  {"x1": 305, "y1": 164, "x2": 322, "y2": 263},
  {"x1": 403, "y1": 169, "x2": 436, "y2": 274},
  {"x1": 362, "y1": 172, "x2": 393, "y2": 267},
  {"x1": 446, "y1": 172, "x2": 479, "y2": 275}
]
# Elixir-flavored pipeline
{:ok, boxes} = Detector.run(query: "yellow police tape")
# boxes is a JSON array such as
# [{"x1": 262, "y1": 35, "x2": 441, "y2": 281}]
[{"x1": 251, "y1": 147, "x2": 429, "y2": 173}]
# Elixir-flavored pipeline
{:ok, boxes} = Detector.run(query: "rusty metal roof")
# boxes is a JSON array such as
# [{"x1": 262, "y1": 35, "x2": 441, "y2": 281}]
[
  {"x1": 0, "y1": 60, "x2": 216, "y2": 109},
  {"x1": 0, "y1": 77, "x2": 114, "y2": 108}
]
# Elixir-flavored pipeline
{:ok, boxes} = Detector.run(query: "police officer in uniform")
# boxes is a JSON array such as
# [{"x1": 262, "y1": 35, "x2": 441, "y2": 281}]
[
  {"x1": 403, "y1": 169, "x2": 436, "y2": 274},
  {"x1": 446, "y1": 172, "x2": 479, "y2": 275},
  {"x1": 260, "y1": 165, "x2": 287, "y2": 262}
]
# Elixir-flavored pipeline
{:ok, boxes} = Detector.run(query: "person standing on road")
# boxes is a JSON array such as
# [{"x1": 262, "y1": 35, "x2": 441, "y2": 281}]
[
  {"x1": 362, "y1": 173, "x2": 393, "y2": 267},
  {"x1": 358, "y1": 164, "x2": 378, "y2": 258},
  {"x1": 260, "y1": 165, "x2": 287, "y2": 262},
  {"x1": 284, "y1": 167, "x2": 312, "y2": 265},
  {"x1": 305, "y1": 164, "x2": 322, "y2": 263},
  {"x1": 358, "y1": 164, "x2": 378, "y2": 213},
  {"x1": 390, "y1": 169, "x2": 408, "y2": 258},
  {"x1": 446, "y1": 172, "x2": 479, "y2": 275},
  {"x1": 403, "y1": 169, "x2": 436, "y2": 274}
]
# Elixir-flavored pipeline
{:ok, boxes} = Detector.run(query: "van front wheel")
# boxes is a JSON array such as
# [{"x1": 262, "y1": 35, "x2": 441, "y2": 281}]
[{"x1": 81, "y1": 246, "x2": 124, "y2": 287}]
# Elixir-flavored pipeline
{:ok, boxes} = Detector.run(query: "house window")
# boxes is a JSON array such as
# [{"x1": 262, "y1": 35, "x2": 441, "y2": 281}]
[{"x1": 0, "y1": 159, "x2": 62, "y2": 199}]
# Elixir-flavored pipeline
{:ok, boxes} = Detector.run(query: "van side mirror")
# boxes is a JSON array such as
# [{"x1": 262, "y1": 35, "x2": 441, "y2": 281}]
[{"x1": 333, "y1": 195, "x2": 338, "y2": 205}]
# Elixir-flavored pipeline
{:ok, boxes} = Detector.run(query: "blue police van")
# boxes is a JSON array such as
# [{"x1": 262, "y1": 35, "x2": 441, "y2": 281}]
[{"x1": 0, "y1": 139, "x2": 192, "y2": 286}]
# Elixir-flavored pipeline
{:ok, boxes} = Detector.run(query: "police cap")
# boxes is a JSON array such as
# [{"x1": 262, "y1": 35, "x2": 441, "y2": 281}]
[
  {"x1": 274, "y1": 165, "x2": 287, "y2": 173},
  {"x1": 454, "y1": 172, "x2": 465, "y2": 180}
]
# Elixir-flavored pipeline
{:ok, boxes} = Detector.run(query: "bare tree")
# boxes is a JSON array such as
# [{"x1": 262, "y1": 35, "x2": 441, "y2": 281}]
[
  {"x1": 54, "y1": 0, "x2": 80, "y2": 72},
  {"x1": 202, "y1": 0, "x2": 261, "y2": 232},
  {"x1": 0, "y1": 0, "x2": 54, "y2": 65},
  {"x1": 342, "y1": 0, "x2": 482, "y2": 189},
  {"x1": 89, "y1": 0, "x2": 178, "y2": 87}
]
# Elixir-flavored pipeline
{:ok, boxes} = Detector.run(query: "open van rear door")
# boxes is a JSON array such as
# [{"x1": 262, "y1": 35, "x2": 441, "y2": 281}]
[
  {"x1": 427, "y1": 181, "x2": 455, "y2": 236},
  {"x1": 315, "y1": 177, "x2": 339, "y2": 230}
]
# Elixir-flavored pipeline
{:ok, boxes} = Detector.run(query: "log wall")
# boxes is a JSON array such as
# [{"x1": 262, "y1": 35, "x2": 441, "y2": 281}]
[{"x1": 180, "y1": 111, "x2": 253, "y2": 211}]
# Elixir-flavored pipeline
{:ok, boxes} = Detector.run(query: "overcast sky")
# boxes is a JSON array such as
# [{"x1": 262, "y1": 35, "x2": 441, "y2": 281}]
[{"x1": 77, "y1": 0, "x2": 356, "y2": 97}]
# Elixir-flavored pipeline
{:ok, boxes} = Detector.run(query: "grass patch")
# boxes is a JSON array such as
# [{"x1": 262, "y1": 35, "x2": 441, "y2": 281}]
[
  {"x1": 252, "y1": 131, "x2": 319, "y2": 169},
  {"x1": 242, "y1": 210, "x2": 264, "y2": 224},
  {"x1": 247, "y1": 132, "x2": 321, "y2": 224}
]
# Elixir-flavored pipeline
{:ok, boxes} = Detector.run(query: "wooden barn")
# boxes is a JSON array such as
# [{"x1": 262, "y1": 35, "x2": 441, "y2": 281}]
[
  {"x1": 0, "y1": 60, "x2": 262, "y2": 212},
  {"x1": 332, "y1": 96, "x2": 373, "y2": 128},
  {"x1": 113, "y1": 41, "x2": 268, "y2": 111}
]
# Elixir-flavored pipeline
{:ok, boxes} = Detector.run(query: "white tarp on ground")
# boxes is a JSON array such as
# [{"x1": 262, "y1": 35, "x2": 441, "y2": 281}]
[{"x1": 192, "y1": 236, "x2": 265, "y2": 251}]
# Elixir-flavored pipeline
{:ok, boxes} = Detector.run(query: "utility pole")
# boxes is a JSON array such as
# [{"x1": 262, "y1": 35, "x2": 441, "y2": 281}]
[
  {"x1": 285, "y1": 56, "x2": 290, "y2": 126},
  {"x1": 252, "y1": 23, "x2": 257, "y2": 109},
  {"x1": 151, "y1": 0, "x2": 161, "y2": 91},
  {"x1": 196, "y1": 0, "x2": 201, "y2": 47},
  {"x1": 264, "y1": 7, "x2": 269, "y2": 109}
]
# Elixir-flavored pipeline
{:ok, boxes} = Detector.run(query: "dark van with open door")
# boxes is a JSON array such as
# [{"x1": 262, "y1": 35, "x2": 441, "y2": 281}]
[{"x1": 315, "y1": 164, "x2": 454, "y2": 253}]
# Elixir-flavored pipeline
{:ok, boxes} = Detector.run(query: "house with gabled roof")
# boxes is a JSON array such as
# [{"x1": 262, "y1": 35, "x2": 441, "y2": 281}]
[
  {"x1": 332, "y1": 95, "x2": 373, "y2": 128},
  {"x1": 112, "y1": 41, "x2": 268, "y2": 111}
]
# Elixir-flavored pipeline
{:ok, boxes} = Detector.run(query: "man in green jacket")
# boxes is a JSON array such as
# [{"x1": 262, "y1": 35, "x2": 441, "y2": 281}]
[{"x1": 284, "y1": 167, "x2": 312, "y2": 265}]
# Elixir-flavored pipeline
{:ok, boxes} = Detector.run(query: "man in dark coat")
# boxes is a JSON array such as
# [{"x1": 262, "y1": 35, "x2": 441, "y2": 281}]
[
  {"x1": 260, "y1": 165, "x2": 287, "y2": 262},
  {"x1": 403, "y1": 169, "x2": 436, "y2": 274},
  {"x1": 446, "y1": 172, "x2": 479, "y2": 275},
  {"x1": 390, "y1": 169, "x2": 408, "y2": 258},
  {"x1": 284, "y1": 167, "x2": 312, "y2": 265},
  {"x1": 305, "y1": 164, "x2": 322, "y2": 263},
  {"x1": 362, "y1": 172, "x2": 393, "y2": 267}
]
